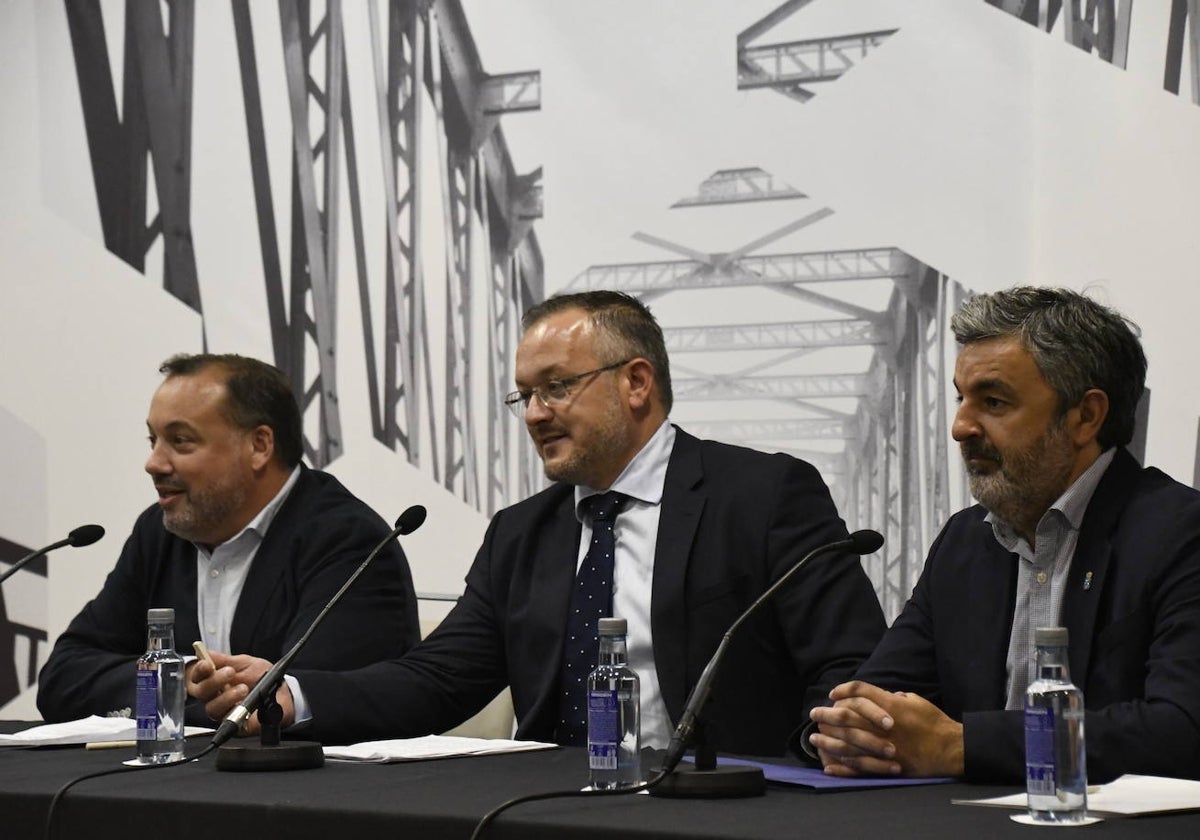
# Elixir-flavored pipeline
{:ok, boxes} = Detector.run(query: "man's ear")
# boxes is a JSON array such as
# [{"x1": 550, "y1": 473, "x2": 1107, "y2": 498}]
[
  {"x1": 624, "y1": 358, "x2": 655, "y2": 410},
  {"x1": 247, "y1": 425, "x2": 276, "y2": 471},
  {"x1": 1069, "y1": 389, "x2": 1109, "y2": 447}
]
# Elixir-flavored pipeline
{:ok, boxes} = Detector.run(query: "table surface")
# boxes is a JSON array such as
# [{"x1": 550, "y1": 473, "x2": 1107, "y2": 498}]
[{"x1": 3, "y1": 728, "x2": 1199, "y2": 840}]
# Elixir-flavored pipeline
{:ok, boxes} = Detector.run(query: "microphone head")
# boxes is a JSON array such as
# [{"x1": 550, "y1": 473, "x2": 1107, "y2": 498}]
[
  {"x1": 848, "y1": 529, "x2": 884, "y2": 555},
  {"x1": 67, "y1": 524, "x2": 105, "y2": 548},
  {"x1": 394, "y1": 505, "x2": 427, "y2": 536}
]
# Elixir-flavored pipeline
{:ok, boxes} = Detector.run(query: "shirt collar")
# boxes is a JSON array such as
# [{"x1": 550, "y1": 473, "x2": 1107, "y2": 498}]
[{"x1": 575, "y1": 420, "x2": 675, "y2": 521}]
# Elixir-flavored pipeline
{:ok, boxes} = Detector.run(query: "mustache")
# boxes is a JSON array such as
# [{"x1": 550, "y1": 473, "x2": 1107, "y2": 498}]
[{"x1": 960, "y1": 441, "x2": 1001, "y2": 463}]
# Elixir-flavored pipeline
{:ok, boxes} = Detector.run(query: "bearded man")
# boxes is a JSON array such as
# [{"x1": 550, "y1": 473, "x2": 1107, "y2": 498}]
[
  {"x1": 37, "y1": 354, "x2": 419, "y2": 725},
  {"x1": 807, "y1": 287, "x2": 1200, "y2": 783}
]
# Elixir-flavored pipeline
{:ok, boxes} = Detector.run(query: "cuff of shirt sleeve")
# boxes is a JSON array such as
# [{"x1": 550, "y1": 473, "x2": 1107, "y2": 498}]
[
  {"x1": 283, "y1": 674, "x2": 313, "y2": 727},
  {"x1": 789, "y1": 719, "x2": 821, "y2": 762}
]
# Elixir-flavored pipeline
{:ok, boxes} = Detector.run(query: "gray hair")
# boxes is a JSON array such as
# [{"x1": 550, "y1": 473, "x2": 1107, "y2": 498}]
[
  {"x1": 522, "y1": 290, "x2": 673, "y2": 413},
  {"x1": 950, "y1": 287, "x2": 1146, "y2": 448}
]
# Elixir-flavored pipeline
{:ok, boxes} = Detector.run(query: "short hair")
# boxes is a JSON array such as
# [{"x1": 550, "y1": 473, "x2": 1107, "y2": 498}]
[
  {"x1": 522, "y1": 290, "x2": 674, "y2": 413},
  {"x1": 158, "y1": 353, "x2": 304, "y2": 468},
  {"x1": 950, "y1": 287, "x2": 1146, "y2": 448}
]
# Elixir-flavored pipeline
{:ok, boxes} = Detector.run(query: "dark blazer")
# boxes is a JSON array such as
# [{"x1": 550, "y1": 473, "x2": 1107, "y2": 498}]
[
  {"x1": 844, "y1": 448, "x2": 1200, "y2": 783},
  {"x1": 37, "y1": 466, "x2": 420, "y2": 726},
  {"x1": 296, "y1": 428, "x2": 886, "y2": 755}
]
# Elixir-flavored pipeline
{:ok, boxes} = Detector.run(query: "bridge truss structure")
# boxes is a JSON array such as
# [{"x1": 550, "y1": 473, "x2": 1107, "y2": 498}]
[
  {"x1": 64, "y1": 0, "x2": 544, "y2": 514},
  {"x1": 568, "y1": 183, "x2": 969, "y2": 619}
]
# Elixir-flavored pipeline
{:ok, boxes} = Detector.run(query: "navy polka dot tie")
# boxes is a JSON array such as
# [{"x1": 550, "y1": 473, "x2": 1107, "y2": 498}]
[{"x1": 557, "y1": 491, "x2": 627, "y2": 746}]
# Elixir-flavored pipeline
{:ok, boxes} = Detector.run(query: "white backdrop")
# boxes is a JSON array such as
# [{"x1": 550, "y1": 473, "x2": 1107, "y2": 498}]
[{"x1": 2, "y1": 0, "x2": 1197, "y2": 719}]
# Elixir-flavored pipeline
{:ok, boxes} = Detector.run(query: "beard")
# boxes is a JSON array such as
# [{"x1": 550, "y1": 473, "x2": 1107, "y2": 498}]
[
  {"x1": 963, "y1": 418, "x2": 1075, "y2": 536},
  {"x1": 160, "y1": 478, "x2": 247, "y2": 545},
  {"x1": 539, "y1": 398, "x2": 632, "y2": 489}
]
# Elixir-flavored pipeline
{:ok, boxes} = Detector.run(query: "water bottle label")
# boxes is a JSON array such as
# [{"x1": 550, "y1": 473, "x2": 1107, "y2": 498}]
[
  {"x1": 1024, "y1": 705, "x2": 1056, "y2": 794},
  {"x1": 135, "y1": 667, "x2": 159, "y2": 739},
  {"x1": 587, "y1": 689, "x2": 619, "y2": 769},
  {"x1": 589, "y1": 742, "x2": 618, "y2": 770}
]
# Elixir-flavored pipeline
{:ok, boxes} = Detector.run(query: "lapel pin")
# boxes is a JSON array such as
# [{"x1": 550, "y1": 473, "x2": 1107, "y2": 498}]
[{"x1": 1083, "y1": 571, "x2": 1093, "y2": 591}]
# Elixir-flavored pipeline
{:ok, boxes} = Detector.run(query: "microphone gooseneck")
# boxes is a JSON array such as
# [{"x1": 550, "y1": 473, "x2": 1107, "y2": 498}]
[
  {"x1": 0, "y1": 523, "x2": 106, "y2": 586},
  {"x1": 657, "y1": 529, "x2": 884, "y2": 777},
  {"x1": 210, "y1": 506, "x2": 428, "y2": 749}
]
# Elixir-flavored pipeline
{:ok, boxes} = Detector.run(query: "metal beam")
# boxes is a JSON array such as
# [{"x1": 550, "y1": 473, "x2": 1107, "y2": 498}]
[
  {"x1": 664, "y1": 319, "x2": 888, "y2": 352},
  {"x1": 738, "y1": 30, "x2": 897, "y2": 91},
  {"x1": 480, "y1": 70, "x2": 542, "y2": 114},
  {"x1": 678, "y1": 418, "x2": 855, "y2": 442},
  {"x1": 279, "y1": 0, "x2": 345, "y2": 467},
  {"x1": 672, "y1": 168, "x2": 805, "y2": 208},
  {"x1": 430, "y1": 13, "x2": 480, "y2": 506},
  {"x1": 674, "y1": 372, "x2": 869, "y2": 401},
  {"x1": 569, "y1": 247, "x2": 913, "y2": 294},
  {"x1": 64, "y1": 0, "x2": 203, "y2": 320}
]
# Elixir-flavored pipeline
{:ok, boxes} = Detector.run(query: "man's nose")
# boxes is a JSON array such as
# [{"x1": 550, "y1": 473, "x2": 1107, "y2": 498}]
[
  {"x1": 951, "y1": 404, "x2": 978, "y2": 442},
  {"x1": 524, "y1": 394, "x2": 553, "y2": 424},
  {"x1": 145, "y1": 442, "x2": 170, "y2": 476}
]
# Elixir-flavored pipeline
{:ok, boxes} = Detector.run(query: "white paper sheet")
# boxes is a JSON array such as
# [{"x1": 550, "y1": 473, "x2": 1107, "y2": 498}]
[
  {"x1": 954, "y1": 775, "x2": 1200, "y2": 816},
  {"x1": 0, "y1": 715, "x2": 211, "y2": 747},
  {"x1": 323, "y1": 735, "x2": 557, "y2": 763}
]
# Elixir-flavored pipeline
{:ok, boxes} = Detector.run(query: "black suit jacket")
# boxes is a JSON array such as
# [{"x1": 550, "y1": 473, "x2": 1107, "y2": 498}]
[
  {"x1": 37, "y1": 466, "x2": 420, "y2": 726},
  {"x1": 296, "y1": 428, "x2": 886, "y2": 755},
  {"x1": 844, "y1": 448, "x2": 1200, "y2": 782}
]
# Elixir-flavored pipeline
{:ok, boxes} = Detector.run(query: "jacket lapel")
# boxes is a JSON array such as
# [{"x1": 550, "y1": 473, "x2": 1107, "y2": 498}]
[
  {"x1": 964, "y1": 529, "x2": 1019, "y2": 708},
  {"x1": 651, "y1": 429, "x2": 705, "y2": 722},
  {"x1": 228, "y1": 465, "x2": 311, "y2": 653},
  {"x1": 1062, "y1": 449, "x2": 1136, "y2": 682},
  {"x1": 523, "y1": 492, "x2": 586, "y2": 736}
]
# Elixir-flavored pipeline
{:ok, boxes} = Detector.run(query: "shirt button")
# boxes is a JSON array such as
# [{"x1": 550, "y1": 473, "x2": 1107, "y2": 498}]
[
  {"x1": 1036, "y1": 571, "x2": 1048, "y2": 584},
  {"x1": 209, "y1": 568, "x2": 220, "y2": 578}
]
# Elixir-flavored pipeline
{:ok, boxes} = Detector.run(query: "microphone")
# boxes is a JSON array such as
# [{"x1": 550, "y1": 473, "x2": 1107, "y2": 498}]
[
  {"x1": 652, "y1": 528, "x2": 884, "y2": 796},
  {"x1": 0, "y1": 524, "x2": 105, "y2": 585},
  {"x1": 211, "y1": 505, "x2": 427, "y2": 762}
]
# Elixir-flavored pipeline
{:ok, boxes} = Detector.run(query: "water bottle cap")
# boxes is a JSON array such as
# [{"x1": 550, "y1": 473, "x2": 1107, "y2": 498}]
[
  {"x1": 147, "y1": 607, "x2": 175, "y2": 623},
  {"x1": 598, "y1": 617, "x2": 627, "y2": 635},
  {"x1": 1034, "y1": 626, "x2": 1068, "y2": 646}
]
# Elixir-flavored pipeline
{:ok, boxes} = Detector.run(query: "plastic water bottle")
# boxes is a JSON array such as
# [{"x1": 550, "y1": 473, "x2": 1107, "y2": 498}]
[
  {"x1": 1024, "y1": 626, "x2": 1087, "y2": 823},
  {"x1": 135, "y1": 607, "x2": 185, "y2": 763},
  {"x1": 587, "y1": 617, "x2": 641, "y2": 789}
]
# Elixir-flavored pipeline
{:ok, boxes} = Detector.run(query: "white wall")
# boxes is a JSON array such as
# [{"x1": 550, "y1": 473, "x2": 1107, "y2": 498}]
[{"x1": 3, "y1": 0, "x2": 1198, "y2": 718}]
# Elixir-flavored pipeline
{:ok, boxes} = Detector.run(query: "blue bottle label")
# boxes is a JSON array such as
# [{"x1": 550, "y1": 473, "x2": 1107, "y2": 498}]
[
  {"x1": 587, "y1": 689, "x2": 619, "y2": 769},
  {"x1": 1024, "y1": 705, "x2": 1056, "y2": 794},
  {"x1": 136, "y1": 667, "x2": 159, "y2": 739}
]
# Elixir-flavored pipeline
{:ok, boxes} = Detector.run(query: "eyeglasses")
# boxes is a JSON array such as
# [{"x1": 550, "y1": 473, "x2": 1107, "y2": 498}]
[{"x1": 503, "y1": 360, "x2": 630, "y2": 417}]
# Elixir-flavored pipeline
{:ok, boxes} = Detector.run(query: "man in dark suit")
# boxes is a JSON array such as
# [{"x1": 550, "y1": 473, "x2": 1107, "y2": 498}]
[
  {"x1": 808, "y1": 287, "x2": 1200, "y2": 783},
  {"x1": 194, "y1": 291, "x2": 886, "y2": 755},
  {"x1": 37, "y1": 354, "x2": 420, "y2": 726}
]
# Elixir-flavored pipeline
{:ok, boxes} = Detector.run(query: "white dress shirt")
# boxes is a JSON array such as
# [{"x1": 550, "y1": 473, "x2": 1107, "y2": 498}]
[
  {"x1": 194, "y1": 466, "x2": 306, "y2": 713},
  {"x1": 575, "y1": 420, "x2": 676, "y2": 748}
]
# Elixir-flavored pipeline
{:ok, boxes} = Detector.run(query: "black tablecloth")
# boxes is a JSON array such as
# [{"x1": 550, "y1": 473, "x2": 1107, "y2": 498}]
[{"x1": 3, "y1": 727, "x2": 1198, "y2": 839}]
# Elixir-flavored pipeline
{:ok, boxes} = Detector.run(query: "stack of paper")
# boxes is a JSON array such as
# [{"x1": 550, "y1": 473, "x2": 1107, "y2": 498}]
[
  {"x1": 324, "y1": 735, "x2": 557, "y2": 763},
  {"x1": 0, "y1": 716, "x2": 211, "y2": 747}
]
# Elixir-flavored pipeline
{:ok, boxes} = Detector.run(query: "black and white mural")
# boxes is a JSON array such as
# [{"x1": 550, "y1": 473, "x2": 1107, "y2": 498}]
[{"x1": 3, "y1": 0, "x2": 1198, "y2": 718}]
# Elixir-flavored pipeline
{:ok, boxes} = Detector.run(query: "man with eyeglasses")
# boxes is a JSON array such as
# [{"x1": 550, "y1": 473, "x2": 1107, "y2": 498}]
[{"x1": 191, "y1": 291, "x2": 886, "y2": 757}]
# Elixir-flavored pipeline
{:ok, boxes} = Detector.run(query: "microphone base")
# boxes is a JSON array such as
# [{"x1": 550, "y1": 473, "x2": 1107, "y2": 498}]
[
  {"x1": 215, "y1": 740, "x2": 325, "y2": 772},
  {"x1": 649, "y1": 764, "x2": 766, "y2": 798}
]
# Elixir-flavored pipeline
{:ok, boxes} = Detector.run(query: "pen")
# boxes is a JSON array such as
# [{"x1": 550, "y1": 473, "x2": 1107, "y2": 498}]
[
  {"x1": 86, "y1": 740, "x2": 136, "y2": 750},
  {"x1": 193, "y1": 640, "x2": 216, "y2": 671}
]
